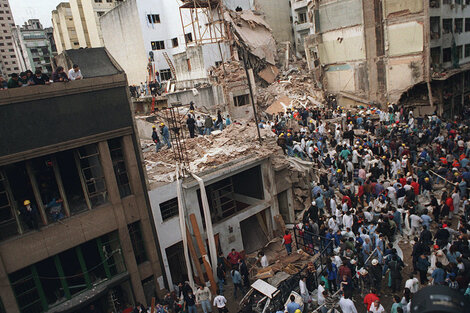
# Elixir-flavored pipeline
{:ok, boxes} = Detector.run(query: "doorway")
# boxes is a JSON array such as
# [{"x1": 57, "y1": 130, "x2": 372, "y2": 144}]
[
  {"x1": 240, "y1": 210, "x2": 269, "y2": 253},
  {"x1": 166, "y1": 241, "x2": 188, "y2": 286}
]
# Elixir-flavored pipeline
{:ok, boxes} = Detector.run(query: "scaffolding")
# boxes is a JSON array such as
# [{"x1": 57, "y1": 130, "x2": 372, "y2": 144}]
[{"x1": 179, "y1": 0, "x2": 229, "y2": 46}]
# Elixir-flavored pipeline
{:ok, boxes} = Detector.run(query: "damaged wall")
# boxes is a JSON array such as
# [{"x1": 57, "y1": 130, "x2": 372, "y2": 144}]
[
  {"x1": 318, "y1": 0, "x2": 363, "y2": 33},
  {"x1": 324, "y1": 64, "x2": 356, "y2": 93},
  {"x1": 386, "y1": 55, "x2": 424, "y2": 102},
  {"x1": 387, "y1": 21, "x2": 424, "y2": 56},
  {"x1": 318, "y1": 25, "x2": 366, "y2": 64},
  {"x1": 384, "y1": 0, "x2": 423, "y2": 17},
  {"x1": 254, "y1": 0, "x2": 293, "y2": 45}
]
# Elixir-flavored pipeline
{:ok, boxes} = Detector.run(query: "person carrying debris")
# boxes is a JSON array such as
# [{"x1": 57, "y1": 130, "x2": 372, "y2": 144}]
[
  {"x1": 152, "y1": 125, "x2": 161, "y2": 152},
  {"x1": 160, "y1": 123, "x2": 171, "y2": 149}
]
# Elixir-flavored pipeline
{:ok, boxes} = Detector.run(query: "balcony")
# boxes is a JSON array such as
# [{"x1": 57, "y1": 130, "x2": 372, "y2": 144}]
[{"x1": 292, "y1": 0, "x2": 309, "y2": 11}]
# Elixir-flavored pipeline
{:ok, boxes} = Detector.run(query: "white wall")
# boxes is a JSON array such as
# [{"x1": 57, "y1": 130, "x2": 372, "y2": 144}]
[{"x1": 100, "y1": 0, "x2": 148, "y2": 85}]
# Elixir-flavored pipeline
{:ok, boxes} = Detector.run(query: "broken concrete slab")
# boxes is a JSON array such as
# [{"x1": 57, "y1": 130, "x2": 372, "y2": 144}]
[{"x1": 258, "y1": 64, "x2": 280, "y2": 84}]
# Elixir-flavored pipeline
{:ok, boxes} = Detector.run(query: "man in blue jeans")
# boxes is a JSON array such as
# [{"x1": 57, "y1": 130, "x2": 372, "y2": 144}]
[
  {"x1": 195, "y1": 284, "x2": 212, "y2": 313},
  {"x1": 216, "y1": 262, "x2": 226, "y2": 295}
]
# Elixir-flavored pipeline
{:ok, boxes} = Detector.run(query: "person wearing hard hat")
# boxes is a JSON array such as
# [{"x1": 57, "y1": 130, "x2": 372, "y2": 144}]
[
  {"x1": 20, "y1": 200, "x2": 39, "y2": 230},
  {"x1": 277, "y1": 133, "x2": 287, "y2": 155},
  {"x1": 151, "y1": 125, "x2": 161, "y2": 152},
  {"x1": 159, "y1": 122, "x2": 171, "y2": 149}
]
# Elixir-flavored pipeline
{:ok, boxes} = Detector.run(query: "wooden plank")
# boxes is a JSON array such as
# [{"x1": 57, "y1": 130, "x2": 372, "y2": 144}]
[
  {"x1": 151, "y1": 297, "x2": 155, "y2": 313},
  {"x1": 190, "y1": 214, "x2": 217, "y2": 294},
  {"x1": 186, "y1": 224, "x2": 204, "y2": 285}
]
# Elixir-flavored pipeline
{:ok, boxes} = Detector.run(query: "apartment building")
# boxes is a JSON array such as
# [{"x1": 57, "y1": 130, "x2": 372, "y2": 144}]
[
  {"x1": 290, "y1": 0, "x2": 310, "y2": 56},
  {"x1": 16, "y1": 19, "x2": 54, "y2": 75},
  {"x1": 304, "y1": 0, "x2": 470, "y2": 116},
  {"x1": 52, "y1": 0, "x2": 123, "y2": 54},
  {"x1": 0, "y1": 48, "x2": 164, "y2": 313},
  {"x1": 0, "y1": 0, "x2": 21, "y2": 77},
  {"x1": 52, "y1": 2, "x2": 80, "y2": 53}
]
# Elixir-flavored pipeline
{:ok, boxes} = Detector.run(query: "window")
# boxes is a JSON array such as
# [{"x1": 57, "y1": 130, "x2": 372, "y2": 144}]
[
  {"x1": 457, "y1": 45, "x2": 463, "y2": 59},
  {"x1": 9, "y1": 267, "x2": 44, "y2": 313},
  {"x1": 455, "y1": 18, "x2": 463, "y2": 33},
  {"x1": 108, "y1": 138, "x2": 131, "y2": 198},
  {"x1": 160, "y1": 198, "x2": 178, "y2": 221},
  {"x1": 76, "y1": 144, "x2": 108, "y2": 208},
  {"x1": 443, "y1": 47, "x2": 452, "y2": 62},
  {"x1": 443, "y1": 0, "x2": 451, "y2": 3},
  {"x1": 465, "y1": 44, "x2": 470, "y2": 57},
  {"x1": 234, "y1": 94, "x2": 250, "y2": 106},
  {"x1": 430, "y1": 0, "x2": 440, "y2": 8},
  {"x1": 185, "y1": 32, "x2": 193, "y2": 43},
  {"x1": 147, "y1": 14, "x2": 160, "y2": 24},
  {"x1": 298, "y1": 12, "x2": 307, "y2": 24},
  {"x1": 128, "y1": 222, "x2": 148, "y2": 264},
  {"x1": 94, "y1": 0, "x2": 103, "y2": 2},
  {"x1": 151, "y1": 40, "x2": 165, "y2": 50},
  {"x1": 107, "y1": 0, "x2": 113, "y2": 2},
  {"x1": 465, "y1": 18, "x2": 470, "y2": 32},
  {"x1": 97, "y1": 11, "x2": 105, "y2": 17},
  {"x1": 443, "y1": 19, "x2": 452, "y2": 34},
  {"x1": 456, "y1": 0, "x2": 462, "y2": 4},
  {"x1": 187, "y1": 59, "x2": 191, "y2": 71},
  {"x1": 172, "y1": 37, "x2": 178, "y2": 48},
  {"x1": 160, "y1": 68, "x2": 172, "y2": 80}
]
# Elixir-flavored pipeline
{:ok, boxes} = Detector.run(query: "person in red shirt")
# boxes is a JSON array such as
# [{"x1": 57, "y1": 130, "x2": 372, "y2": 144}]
[
  {"x1": 363, "y1": 288, "x2": 380, "y2": 311},
  {"x1": 227, "y1": 249, "x2": 241, "y2": 269},
  {"x1": 410, "y1": 179, "x2": 420, "y2": 196},
  {"x1": 282, "y1": 230, "x2": 293, "y2": 255},
  {"x1": 445, "y1": 196, "x2": 454, "y2": 219}
]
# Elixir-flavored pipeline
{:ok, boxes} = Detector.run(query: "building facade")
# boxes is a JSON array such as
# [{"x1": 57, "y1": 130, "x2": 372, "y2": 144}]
[
  {"x1": 304, "y1": 0, "x2": 470, "y2": 115},
  {"x1": 0, "y1": 48, "x2": 164, "y2": 313},
  {"x1": 290, "y1": 0, "x2": 310, "y2": 56},
  {"x1": 0, "y1": 0, "x2": 22, "y2": 77},
  {"x1": 52, "y1": 2, "x2": 80, "y2": 54},
  {"x1": 17, "y1": 19, "x2": 54, "y2": 75}
]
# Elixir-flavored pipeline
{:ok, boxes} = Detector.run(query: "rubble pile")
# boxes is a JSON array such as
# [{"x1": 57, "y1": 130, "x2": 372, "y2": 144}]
[
  {"x1": 257, "y1": 62, "x2": 325, "y2": 114},
  {"x1": 210, "y1": 61, "x2": 247, "y2": 86},
  {"x1": 143, "y1": 123, "x2": 281, "y2": 184}
]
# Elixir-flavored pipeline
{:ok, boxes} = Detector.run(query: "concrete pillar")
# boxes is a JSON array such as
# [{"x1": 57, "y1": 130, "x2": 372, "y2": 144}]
[
  {"x1": 121, "y1": 135, "x2": 166, "y2": 297},
  {"x1": 97, "y1": 141, "x2": 147, "y2": 306}
]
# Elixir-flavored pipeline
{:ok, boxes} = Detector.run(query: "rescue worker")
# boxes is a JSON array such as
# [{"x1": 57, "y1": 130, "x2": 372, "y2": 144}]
[
  {"x1": 152, "y1": 125, "x2": 161, "y2": 152},
  {"x1": 159, "y1": 123, "x2": 171, "y2": 149}
]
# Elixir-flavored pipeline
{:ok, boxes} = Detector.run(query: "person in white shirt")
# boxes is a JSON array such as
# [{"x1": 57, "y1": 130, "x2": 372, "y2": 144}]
[
  {"x1": 328, "y1": 216, "x2": 339, "y2": 232},
  {"x1": 338, "y1": 295, "x2": 357, "y2": 313},
  {"x1": 213, "y1": 293, "x2": 227, "y2": 313},
  {"x1": 409, "y1": 213, "x2": 422, "y2": 236},
  {"x1": 404, "y1": 274, "x2": 419, "y2": 293},
  {"x1": 317, "y1": 281, "x2": 325, "y2": 306},
  {"x1": 342, "y1": 211, "x2": 354, "y2": 229},
  {"x1": 68, "y1": 64, "x2": 83, "y2": 81},
  {"x1": 258, "y1": 252, "x2": 268, "y2": 268},
  {"x1": 369, "y1": 299, "x2": 385, "y2": 313},
  {"x1": 299, "y1": 276, "x2": 309, "y2": 304},
  {"x1": 330, "y1": 198, "x2": 337, "y2": 216}
]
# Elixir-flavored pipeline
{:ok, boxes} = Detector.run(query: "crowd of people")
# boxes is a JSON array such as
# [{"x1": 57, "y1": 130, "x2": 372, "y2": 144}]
[
  {"x1": 270, "y1": 102, "x2": 470, "y2": 312},
  {"x1": 0, "y1": 64, "x2": 83, "y2": 89}
]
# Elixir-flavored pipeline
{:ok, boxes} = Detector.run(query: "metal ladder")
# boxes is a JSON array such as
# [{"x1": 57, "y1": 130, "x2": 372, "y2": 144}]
[{"x1": 162, "y1": 52, "x2": 176, "y2": 78}]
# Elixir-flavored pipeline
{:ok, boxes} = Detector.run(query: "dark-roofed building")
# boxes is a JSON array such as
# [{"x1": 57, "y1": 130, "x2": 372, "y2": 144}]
[{"x1": 0, "y1": 48, "x2": 165, "y2": 313}]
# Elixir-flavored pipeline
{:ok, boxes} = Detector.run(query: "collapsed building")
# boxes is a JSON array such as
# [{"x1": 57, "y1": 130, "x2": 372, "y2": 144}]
[{"x1": 303, "y1": 0, "x2": 470, "y2": 117}]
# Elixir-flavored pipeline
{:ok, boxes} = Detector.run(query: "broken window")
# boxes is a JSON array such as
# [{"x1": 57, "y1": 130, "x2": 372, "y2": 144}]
[
  {"x1": 56, "y1": 150, "x2": 88, "y2": 215},
  {"x1": 455, "y1": 18, "x2": 463, "y2": 33},
  {"x1": 443, "y1": 19, "x2": 452, "y2": 34},
  {"x1": 151, "y1": 40, "x2": 165, "y2": 50},
  {"x1": 465, "y1": 18, "x2": 470, "y2": 32},
  {"x1": 36, "y1": 257, "x2": 66, "y2": 305},
  {"x1": 457, "y1": 45, "x2": 463, "y2": 59},
  {"x1": 76, "y1": 144, "x2": 108, "y2": 208},
  {"x1": 128, "y1": 222, "x2": 148, "y2": 264},
  {"x1": 431, "y1": 47, "x2": 441, "y2": 66},
  {"x1": 147, "y1": 14, "x2": 160, "y2": 24},
  {"x1": 160, "y1": 197, "x2": 179, "y2": 221},
  {"x1": 9, "y1": 267, "x2": 44, "y2": 313},
  {"x1": 108, "y1": 138, "x2": 131, "y2": 198},
  {"x1": 233, "y1": 94, "x2": 250, "y2": 107},
  {"x1": 456, "y1": 0, "x2": 462, "y2": 4},
  {"x1": 443, "y1": 47, "x2": 452, "y2": 62},
  {"x1": 298, "y1": 12, "x2": 307, "y2": 24},
  {"x1": 185, "y1": 33, "x2": 193, "y2": 43},
  {"x1": 101, "y1": 232, "x2": 126, "y2": 276},
  {"x1": 430, "y1": 0, "x2": 440, "y2": 8},
  {"x1": 160, "y1": 68, "x2": 172, "y2": 81},
  {"x1": 465, "y1": 44, "x2": 470, "y2": 57},
  {"x1": 30, "y1": 156, "x2": 61, "y2": 221},
  {"x1": 172, "y1": 37, "x2": 178, "y2": 48},
  {"x1": 443, "y1": 0, "x2": 451, "y2": 4}
]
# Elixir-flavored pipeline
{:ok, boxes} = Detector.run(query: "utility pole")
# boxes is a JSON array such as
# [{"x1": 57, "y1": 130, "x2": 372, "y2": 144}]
[{"x1": 238, "y1": 46, "x2": 262, "y2": 144}]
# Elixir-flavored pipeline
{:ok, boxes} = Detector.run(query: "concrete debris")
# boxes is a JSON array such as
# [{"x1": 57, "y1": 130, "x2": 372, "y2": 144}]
[
  {"x1": 225, "y1": 10, "x2": 277, "y2": 65},
  {"x1": 258, "y1": 64, "x2": 280, "y2": 84}
]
